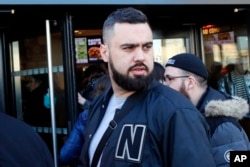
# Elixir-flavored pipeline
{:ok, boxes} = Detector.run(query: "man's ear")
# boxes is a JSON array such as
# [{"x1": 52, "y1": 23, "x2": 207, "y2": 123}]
[
  {"x1": 186, "y1": 76, "x2": 196, "y2": 90},
  {"x1": 100, "y1": 44, "x2": 108, "y2": 62}
]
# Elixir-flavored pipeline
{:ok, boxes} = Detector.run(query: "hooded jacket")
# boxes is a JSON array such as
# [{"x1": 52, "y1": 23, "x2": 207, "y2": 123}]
[{"x1": 197, "y1": 87, "x2": 250, "y2": 167}]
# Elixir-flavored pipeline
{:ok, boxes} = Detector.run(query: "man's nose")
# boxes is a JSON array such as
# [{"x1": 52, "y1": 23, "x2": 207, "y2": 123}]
[{"x1": 133, "y1": 48, "x2": 146, "y2": 61}]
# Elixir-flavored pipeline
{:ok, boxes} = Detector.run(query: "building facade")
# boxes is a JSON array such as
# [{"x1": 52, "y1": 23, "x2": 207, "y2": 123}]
[{"x1": 0, "y1": 2, "x2": 250, "y2": 166}]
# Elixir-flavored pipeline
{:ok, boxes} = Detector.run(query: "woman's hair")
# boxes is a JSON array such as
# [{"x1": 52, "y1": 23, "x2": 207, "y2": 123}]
[
  {"x1": 93, "y1": 75, "x2": 111, "y2": 97},
  {"x1": 79, "y1": 64, "x2": 108, "y2": 101},
  {"x1": 152, "y1": 62, "x2": 165, "y2": 83},
  {"x1": 80, "y1": 63, "x2": 108, "y2": 90}
]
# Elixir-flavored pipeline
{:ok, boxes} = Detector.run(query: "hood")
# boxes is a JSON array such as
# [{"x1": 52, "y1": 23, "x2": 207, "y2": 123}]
[{"x1": 205, "y1": 96, "x2": 249, "y2": 119}]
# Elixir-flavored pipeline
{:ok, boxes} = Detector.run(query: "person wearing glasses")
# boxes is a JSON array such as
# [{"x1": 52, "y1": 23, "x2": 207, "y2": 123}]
[{"x1": 164, "y1": 53, "x2": 250, "y2": 167}]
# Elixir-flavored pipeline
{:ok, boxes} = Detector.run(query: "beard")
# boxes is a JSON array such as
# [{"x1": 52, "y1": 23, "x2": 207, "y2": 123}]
[
  {"x1": 179, "y1": 81, "x2": 190, "y2": 100},
  {"x1": 110, "y1": 58, "x2": 153, "y2": 91}
]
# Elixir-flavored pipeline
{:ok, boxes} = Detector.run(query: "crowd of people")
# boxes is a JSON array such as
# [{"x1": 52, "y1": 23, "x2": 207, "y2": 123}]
[{"x1": 1, "y1": 6, "x2": 250, "y2": 167}]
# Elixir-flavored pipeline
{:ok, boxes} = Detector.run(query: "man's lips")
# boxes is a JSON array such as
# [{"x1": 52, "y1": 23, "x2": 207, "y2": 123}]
[
  {"x1": 132, "y1": 66, "x2": 146, "y2": 71},
  {"x1": 131, "y1": 66, "x2": 146, "y2": 75}
]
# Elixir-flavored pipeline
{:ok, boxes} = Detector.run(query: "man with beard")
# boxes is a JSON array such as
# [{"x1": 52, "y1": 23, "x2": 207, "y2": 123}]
[
  {"x1": 164, "y1": 53, "x2": 250, "y2": 167},
  {"x1": 78, "y1": 7, "x2": 216, "y2": 167}
]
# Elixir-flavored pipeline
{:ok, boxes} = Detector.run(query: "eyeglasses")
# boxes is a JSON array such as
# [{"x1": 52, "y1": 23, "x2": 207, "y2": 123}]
[{"x1": 165, "y1": 75, "x2": 189, "y2": 82}]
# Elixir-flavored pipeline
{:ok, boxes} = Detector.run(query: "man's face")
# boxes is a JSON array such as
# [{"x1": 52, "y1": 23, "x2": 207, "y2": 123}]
[
  {"x1": 164, "y1": 66, "x2": 189, "y2": 99},
  {"x1": 100, "y1": 23, "x2": 154, "y2": 91}
]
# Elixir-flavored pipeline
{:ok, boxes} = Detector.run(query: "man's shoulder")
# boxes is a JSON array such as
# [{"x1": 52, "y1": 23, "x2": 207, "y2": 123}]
[
  {"x1": 150, "y1": 81, "x2": 179, "y2": 96},
  {"x1": 148, "y1": 82, "x2": 198, "y2": 110},
  {"x1": 0, "y1": 113, "x2": 42, "y2": 142},
  {"x1": 207, "y1": 87, "x2": 230, "y2": 99},
  {"x1": 0, "y1": 112, "x2": 30, "y2": 128}
]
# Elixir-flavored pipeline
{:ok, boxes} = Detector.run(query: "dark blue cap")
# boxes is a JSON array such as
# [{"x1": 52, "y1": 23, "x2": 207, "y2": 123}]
[{"x1": 165, "y1": 53, "x2": 208, "y2": 79}]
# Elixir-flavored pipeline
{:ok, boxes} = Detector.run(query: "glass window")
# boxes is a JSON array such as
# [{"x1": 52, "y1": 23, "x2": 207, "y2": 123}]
[{"x1": 153, "y1": 38, "x2": 187, "y2": 65}]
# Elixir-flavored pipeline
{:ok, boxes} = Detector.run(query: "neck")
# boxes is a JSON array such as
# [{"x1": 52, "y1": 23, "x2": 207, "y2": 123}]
[
  {"x1": 111, "y1": 80, "x2": 135, "y2": 98},
  {"x1": 190, "y1": 86, "x2": 207, "y2": 107}
]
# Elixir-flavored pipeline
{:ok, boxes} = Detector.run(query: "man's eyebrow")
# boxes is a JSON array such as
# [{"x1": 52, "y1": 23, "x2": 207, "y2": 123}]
[
  {"x1": 120, "y1": 43, "x2": 139, "y2": 47},
  {"x1": 143, "y1": 41, "x2": 153, "y2": 46},
  {"x1": 120, "y1": 41, "x2": 152, "y2": 47},
  {"x1": 127, "y1": 41, "x2": 152, "y2": 45}
]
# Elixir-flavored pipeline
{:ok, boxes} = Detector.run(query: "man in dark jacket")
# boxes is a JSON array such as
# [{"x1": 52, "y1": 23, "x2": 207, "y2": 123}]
[
  {"x1": 165, "y1": 53, "x2": 250, "y2": 167},
  {"x1": 0, "y1": 112, "x2": 54, "y2": 167},
  {"x1": 78, "y1": 7, "x2": 216, "y2": 167}
]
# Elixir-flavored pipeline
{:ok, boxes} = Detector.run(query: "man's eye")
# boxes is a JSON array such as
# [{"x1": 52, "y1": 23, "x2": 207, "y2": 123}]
[
  {"x1": 123, "y1": 45, "x2": 134, "y2": 50},
  {"x1": 125, "y1": 46, "x2": 133, "y2": 50},
  {"x1": 143, "y1": 44, "x2": 152, "y2": 50}
]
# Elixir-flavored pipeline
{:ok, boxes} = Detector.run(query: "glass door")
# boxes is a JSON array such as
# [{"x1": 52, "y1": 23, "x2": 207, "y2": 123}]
[
  {"x1": 6, "y1": 10, "x2": 68, "y2": 167},
  {"x1": 151, "y1": 25, "x2": 198, "y2": 66}
]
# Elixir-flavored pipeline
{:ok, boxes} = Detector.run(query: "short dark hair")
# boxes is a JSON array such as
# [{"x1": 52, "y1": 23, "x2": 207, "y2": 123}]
[
  {"x1": 152, "y1": 62, "x2": 165, "y2": 82},
  {"x1": 102, "y1": 7, "x2": 149, "y2": 44}
]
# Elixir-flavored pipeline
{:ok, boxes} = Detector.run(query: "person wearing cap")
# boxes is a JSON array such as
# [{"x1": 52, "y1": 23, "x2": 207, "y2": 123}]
[{"x1": 164, "y1": 53, "x2": 250, "y2": 167}]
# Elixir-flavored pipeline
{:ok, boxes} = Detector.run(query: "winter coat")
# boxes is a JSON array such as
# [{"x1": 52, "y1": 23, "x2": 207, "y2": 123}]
[
  {"x1": 59, "y1": 110, "x2": 89, "y2": 165},
  {"x1": 197, "y1": 87, "x2": 250, "y2": 167},
  {"x1": 0, "y1": 112, "x2": 54, "y2": 167},
  {"x1": 78, "y1": 81, "x2": 216, "y2": 167}
]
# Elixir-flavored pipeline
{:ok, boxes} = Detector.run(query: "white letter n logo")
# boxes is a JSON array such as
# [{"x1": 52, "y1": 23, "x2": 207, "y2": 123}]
[{"x1": 115, "y1": 124, "x2": 146, "y2": 162}]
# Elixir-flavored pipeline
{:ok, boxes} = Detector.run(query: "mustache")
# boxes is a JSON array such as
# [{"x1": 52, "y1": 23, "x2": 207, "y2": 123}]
[{"x1": 128, "y1": 63, "x2": 148, "y2": 71}]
